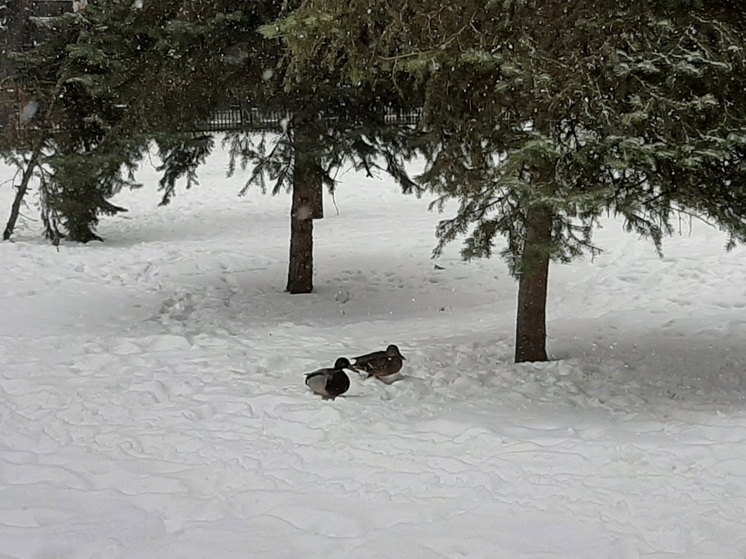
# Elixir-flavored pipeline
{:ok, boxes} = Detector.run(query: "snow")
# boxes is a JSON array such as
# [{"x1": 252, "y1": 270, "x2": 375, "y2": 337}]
[
  {"x1": 1, "y1": 143, "x2": 746, "y2": 558},
  {"x1": 19, "y1": 101, "x2": 39, "y2": 123}
]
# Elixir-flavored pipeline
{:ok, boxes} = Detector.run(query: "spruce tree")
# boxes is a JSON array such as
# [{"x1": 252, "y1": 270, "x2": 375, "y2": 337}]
[
  {"x1": 2, "y1": 0, "x2": 236, "y2": 242},
  {"x1": 2, "y1": 5, "x2": 142, "y2": 243},
  {"x1": 56, "y1": 0, "x2": 420, "y2": 293},
  {"x1": 271, "y1": 0, "x2": 746, "y2": 361}
]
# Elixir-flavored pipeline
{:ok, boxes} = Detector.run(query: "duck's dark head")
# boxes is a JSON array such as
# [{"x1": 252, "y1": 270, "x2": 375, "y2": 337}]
[
  {"x1": 334, "y1": 357, "x2": 352, "y2": 370},
  {"x1": 386, "y1": 344, "x2": 405, "y2": 359}
]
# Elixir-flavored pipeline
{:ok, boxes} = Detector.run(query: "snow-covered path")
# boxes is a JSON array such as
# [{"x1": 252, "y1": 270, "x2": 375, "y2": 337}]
[{"x1": 1, "y1": 147, "x2": 745, "y2": 558}]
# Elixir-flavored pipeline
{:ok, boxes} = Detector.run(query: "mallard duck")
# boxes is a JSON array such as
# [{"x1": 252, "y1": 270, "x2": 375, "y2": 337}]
[
  {"x1": 304, "y1": 357, "x2": 352, "y2": 399},
  {"x1": 350, "y1": 344, "x2": 406, "y2": 380}
]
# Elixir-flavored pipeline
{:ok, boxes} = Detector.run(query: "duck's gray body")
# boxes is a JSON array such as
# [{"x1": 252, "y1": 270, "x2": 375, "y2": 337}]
[{"x1": 305, "y1": 357, "x2": 351, "y2": 399}]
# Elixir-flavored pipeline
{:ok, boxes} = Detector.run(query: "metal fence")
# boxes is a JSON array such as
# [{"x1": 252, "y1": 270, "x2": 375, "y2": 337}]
[
  {"x1": 196, "y1": 105, "x2": 290, "y2": 133},
  {"x1": 1, "y1": 95, "x2": 422, "y2": 134},
  {"x1": 196, "y1": 105, "x2": 422, "y2": 133}
]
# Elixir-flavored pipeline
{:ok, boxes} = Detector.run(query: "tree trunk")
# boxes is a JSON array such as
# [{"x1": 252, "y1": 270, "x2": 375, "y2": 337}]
[
  {"x1": 286, "y1": 122, "x2": 324, "y2": 293},
  {"x1": 286, "y1": 137, "x2": 318, "y2": 294},
  {"x1": 514, "y1": 204, "x2": 553, "y2": 363},
  {"x1": 3, "y1": 147, "x2": 41, "y2": 241},
  {"x1": 295, "y1": 121, "x2": 323, "y2": 220}
]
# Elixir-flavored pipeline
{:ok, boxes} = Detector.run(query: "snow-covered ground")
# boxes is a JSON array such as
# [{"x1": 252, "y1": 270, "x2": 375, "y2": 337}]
[{"x1": 1, "y1": 144, "x2": 745, "y2": 559}]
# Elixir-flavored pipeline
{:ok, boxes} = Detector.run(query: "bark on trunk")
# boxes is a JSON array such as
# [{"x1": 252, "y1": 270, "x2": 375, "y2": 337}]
[
  {"x1": 310, "y1": 173, "x2": 324, "y2": 219},
  {"x1": 296, "y1": 122, "x2": 323, "y2": 220},
  {"x1": 514, "y1": 204, "x2": 553, "y2": 363},
  {"x1": 3, "y1": 147, "x2": 41, "y2": 241},
  {"x1": 286, "y1": 139, "x2": 317, "y2": 294}
]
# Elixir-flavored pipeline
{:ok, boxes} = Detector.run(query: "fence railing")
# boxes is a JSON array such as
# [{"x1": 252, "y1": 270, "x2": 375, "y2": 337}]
[
  {"x1": 0, "y1": 92, "x2": 423, "y2": 134},
  {"x1": 195, "y1": 105, "x2": 422, "y2": 133},
  {"x1": 196, "y1": 106, "x2": 290, "y2": 133}
]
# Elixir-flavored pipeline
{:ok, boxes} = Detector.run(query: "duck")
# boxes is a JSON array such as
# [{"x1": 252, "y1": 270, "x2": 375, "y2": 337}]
[
  {"x1": 304, "y1": 357, "x2": 352, "y2": 399},
  {"x1": 350, "y1": 344, "x2": 406, "y2": 380}
]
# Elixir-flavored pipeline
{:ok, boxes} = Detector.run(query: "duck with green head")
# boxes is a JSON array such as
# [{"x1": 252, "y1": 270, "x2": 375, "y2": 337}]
[{"x1": 304, "y1": 357, "x2": 352, "y2": 399}]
